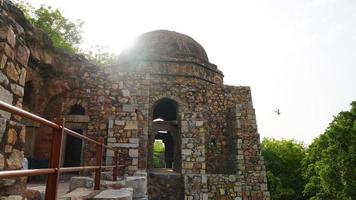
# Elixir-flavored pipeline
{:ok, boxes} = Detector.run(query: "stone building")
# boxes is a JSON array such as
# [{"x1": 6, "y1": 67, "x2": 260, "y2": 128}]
[{"x1": 0, "y1": 1, "x2": 269, "y2": 199}]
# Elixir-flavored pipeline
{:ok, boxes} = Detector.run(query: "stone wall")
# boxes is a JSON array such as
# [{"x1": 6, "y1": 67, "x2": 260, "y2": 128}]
[
  {"x1": 0, "y1": 1, "x2": 269, "y2": 199},
  {"x1": 0, "y1": 0, "x2": 30, "y2": 195}
]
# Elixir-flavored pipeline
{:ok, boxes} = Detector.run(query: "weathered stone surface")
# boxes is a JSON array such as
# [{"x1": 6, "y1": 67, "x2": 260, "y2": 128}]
[
  {"x1": 24, "y1": 186, "x2": 45, "y2": 200},
  {"x1": 6, "y1": 149, "x2": 23, "y2": 169},
  {"x1": 0, "y1": 42, "x2": 14, "y2": 59},
  {"x1": 7, "y1": 128, "x2": 17, "y2": 145},
  {"x1": 5, "y1": 62, "x2": 19, "y2": 82},
  {"x1": 18, "y1": 68, "x2": 26, "y2": 86},
  {"x1": 0, "y1": 179, "x2": 16, "y2": 187},
  {"x1": 0, "y1": 85, "x2": 13, "y2": 119},
  {"x1": 69, "y1": 177, "x2": 94, "y2": 192},
  {"x1": 122, "y1": 104, "x2": 135, "y2": 112},
  {"x1": 0, "y1": 195, "x2": 23, "y2": 200},
  {"x1": 124, "y1": 121, "x2": 137, "y2": 130},
  {"x1": 0, "y1": 118, "x2": 6, "y2": 141},
  {"x1": 125, "y1": 176, "x2": 147, "y2": 198},
  {"x1": 0, "y1": 3, "x2": 269, "y2": 198},
  {"x1": 0, "y1": 26, "x2": 16, "y2": 47},
  {"x1": 0, "y1": 71, "x2": 9, "y2": 86},
  {"x1": 10, "y1": 84, "x2": 23, "y2": 97},
  {"x1": 93, "y1": 188, "x2": 133, "y2": 200},
  {"x1": 0, "y1": 154, "x2": 4, "y2": 170},
  {"x1": 61, "y1": 188, "x2": 94, "y2": 199},
  {"x1": 0, "y1": 54, "x2": 7, "y2": 69},
  {"x1": 15, "y1": 45, "x2": 30, "y2": 66},
  {"x1": 128, "y1": 149, "x2": 138, "y2": 158}
]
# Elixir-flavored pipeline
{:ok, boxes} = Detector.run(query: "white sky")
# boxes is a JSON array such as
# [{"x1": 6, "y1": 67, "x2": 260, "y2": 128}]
[{"x1": 27, "y1": 0, "x2": 356, "y2": 144}]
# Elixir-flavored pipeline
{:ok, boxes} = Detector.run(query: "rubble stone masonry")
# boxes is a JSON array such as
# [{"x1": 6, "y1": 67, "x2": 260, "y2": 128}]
[{"x1": 0, "y1": 1, "x2": 269, "y2": 199}]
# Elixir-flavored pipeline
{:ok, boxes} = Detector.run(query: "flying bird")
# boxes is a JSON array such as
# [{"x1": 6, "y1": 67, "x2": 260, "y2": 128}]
[{"x1": 275, "y1": 109, "x2": 281, "y2": 115}]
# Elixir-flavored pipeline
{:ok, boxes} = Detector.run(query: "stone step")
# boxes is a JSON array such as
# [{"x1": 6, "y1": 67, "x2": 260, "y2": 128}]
[
  {"x1": 92, "y1": 188, "x2": 133, "y2": 200},
  {"x1": 61, "y1": 188, "x2": 94, "y2": 200}
]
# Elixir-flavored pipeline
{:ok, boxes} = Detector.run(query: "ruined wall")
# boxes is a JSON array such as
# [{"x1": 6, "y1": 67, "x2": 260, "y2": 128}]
[
  {"x1": 0, "y1": 0, "x2": 30, "y2": 195},
  {"x1": 0, "y1": 2, "x2": 269, "y2": 199}
]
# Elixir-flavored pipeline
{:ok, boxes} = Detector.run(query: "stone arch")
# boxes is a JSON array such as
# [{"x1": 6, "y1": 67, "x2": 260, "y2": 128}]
[{"x1": 148, "y1": 97, "x2": 181, "y2": 172}]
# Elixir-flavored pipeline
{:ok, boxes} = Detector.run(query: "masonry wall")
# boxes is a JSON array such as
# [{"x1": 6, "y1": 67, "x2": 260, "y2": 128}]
[
  {"x1": 0, "y1": 1, "x2": 269, "y2": 199},
  {"x1": 0, "y1": 1, "x2": 30, "y2": 195}
]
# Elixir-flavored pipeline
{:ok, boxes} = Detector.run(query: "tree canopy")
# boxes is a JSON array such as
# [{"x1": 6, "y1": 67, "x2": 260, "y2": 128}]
[
  {"x1": 15, "y1": 1, "x2": 118, "y2": 67},
  {"x1": 16, "y1": 1, "x2": 83, "y2": 54},
  {"x1": 262, "y1": 138, "x2": 306, "y2": 200},
  {"x1": 302, "y1": 102, "x2": 356, "y2": 200}
]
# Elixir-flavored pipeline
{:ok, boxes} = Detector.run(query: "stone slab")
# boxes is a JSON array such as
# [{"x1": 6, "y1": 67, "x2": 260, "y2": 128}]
[
  {"x1": 61, "y1": 188, "x2": 94, "y2": 199},
  {"x1": 93, "y1": 188, "x2": 133, "y2": 200},
  {"x1": 125, "y1": 176, "x2": 147, "y2": 198},
  {"x1": 69, "y1": 177, "x2": 94, "y2": 192}
]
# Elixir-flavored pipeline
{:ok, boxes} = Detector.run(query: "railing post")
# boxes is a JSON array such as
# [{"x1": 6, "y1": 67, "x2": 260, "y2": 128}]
[
  {"x1": 113, "y1": 150, "x2": 118, "y2": 181},
  {"x1": 45, "y1": 119, "x2": 64, "y2": 200},
  {"x1": 94, "y1": 143, "x2": 103, "y2": 190}
]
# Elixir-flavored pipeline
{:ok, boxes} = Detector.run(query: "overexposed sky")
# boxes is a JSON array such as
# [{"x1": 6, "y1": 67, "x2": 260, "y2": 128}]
[{"x1": 27, "y1": 0, "x2": 356, "y2": 144}]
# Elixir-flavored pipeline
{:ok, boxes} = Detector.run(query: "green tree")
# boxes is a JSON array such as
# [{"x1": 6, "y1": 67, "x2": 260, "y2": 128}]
[
  {"x1": 15, "y1": 0, "x2": 83, "y2": 54},
  {"x1": 15, "y1": 1, "x2": 118, "y2": 66},
  {"x1": 83, "y1": 45, "x2": 119, "y2": 68},
  {"x1": 262, "y1": 138, "x2": 306, "y2": 200},
  {"x1": 303, "y1": 102, "x2": 356, "y2": 200}
]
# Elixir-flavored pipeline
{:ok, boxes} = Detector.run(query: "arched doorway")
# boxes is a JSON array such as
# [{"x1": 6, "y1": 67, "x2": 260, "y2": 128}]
[
  {"x1": 148, "y1": 98, "x2": 184, "y2": 200},
  {"x1": 149, "y1": 98, "x2": 180, "y2": 172}
]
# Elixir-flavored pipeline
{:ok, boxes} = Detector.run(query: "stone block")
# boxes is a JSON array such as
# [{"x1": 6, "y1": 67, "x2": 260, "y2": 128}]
[
  {"x1": 64, "y1": 115, "x2": 90, "y2": 123},
  {"x1": 182, "y1": 149, "x2": 192, "y2": 155},
  {"x1": 0, "y1": 26, "x2": 16, "y2": 47},
  {"x1": 0, "y1": 42, "x2": 14, "y2": 59},
  {"x1": 6, "y1": 149, "x2": 23, "y2": 169},
  {"x1": 10, "y1": 83, "x2": 23, "y2": 97},
  {"x1": 18, "y1": 68, "x2": 26, "y2": 86},
  {"x1": 7, "y1": 128, "x2": 17, "y2": 145},
  {"x1": 0, "y1": 70, "x2": 9, "y2": 86},
  {"x1": 93, "y1": 188, "x2": 133, "y2": 200},
  {"x1": 115, "y1": 120, "x2": 125, "y2": 126},
  {"x1": 0, "y1": 195, "x2": 23, "y2": 200},
  {"x1": 123, "y1": 104, "x2": 135, "y2": 112},
  {"x1": 25, "y1": 186, "x2": 45, "y2": 200},
  {"x1": 5, "y1": 62, "x2": 19, "y2": 82},
  {"x1": 124, "y1": 121, "x2": 138, "y2": 130},
  {"x1": 108, "y1": 119, "x2": 114, "y2": 129},
  {"x1": 69, "y1": 176, "x2": 94, "y2": 192},
  {"x1": 15, "y1": 45, "x2": 30, "y2": 66},
  {"x1": 129, "y1": 149, "x2": 138, "y2": 158},
  {"x1": 107, "y1": 137, "x2": 117, "y2": 143},
  {"x1": 0, "y1": 85, "x2": 13, "y2": 119},
  {"x1": 129, "y1": 138, "x2": 138, "y2": 144},
  {"x1": 121, "y1": 89, "x2": 130, "y2": 97},
  {"x1": 0, "y1": 153, "x2": 4, "y2": 170},
  {"x1": 61, "y1": 188, "x2": 94, "y2": 199},
  {"x1": 0, "y1": 118, "x2": 6, "y2": 141}
]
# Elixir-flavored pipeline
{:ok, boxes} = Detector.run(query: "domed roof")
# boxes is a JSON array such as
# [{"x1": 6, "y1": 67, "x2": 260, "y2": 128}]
[{"x1": 119, "y1": 30, "x2": 209, "y2": 63}]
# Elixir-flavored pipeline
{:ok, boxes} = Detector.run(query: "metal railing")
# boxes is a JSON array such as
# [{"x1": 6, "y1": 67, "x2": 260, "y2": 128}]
[{"x1": 0, "y1": 100, "x2": 119, "y2": 199}]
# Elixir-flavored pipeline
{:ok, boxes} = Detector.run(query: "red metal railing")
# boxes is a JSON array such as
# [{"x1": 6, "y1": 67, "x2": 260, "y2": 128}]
[{"x1": 0, "y1": 100, "x2": 119, "y2": 199}]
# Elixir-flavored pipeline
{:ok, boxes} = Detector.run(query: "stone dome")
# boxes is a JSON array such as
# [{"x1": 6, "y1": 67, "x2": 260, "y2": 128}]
[{"x1": 119, "y1": 30, "x2": 210, "y2": 63}]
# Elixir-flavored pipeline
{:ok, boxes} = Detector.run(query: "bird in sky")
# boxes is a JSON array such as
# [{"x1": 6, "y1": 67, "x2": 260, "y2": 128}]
[{"x1": 275, "y1": 109, "x2": 281, "y2": 115}]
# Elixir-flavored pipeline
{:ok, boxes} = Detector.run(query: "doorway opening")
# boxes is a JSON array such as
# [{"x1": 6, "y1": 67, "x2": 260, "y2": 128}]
[
  {"x1": 63, "y1": 104, "x2": 85, "y2": 168},
  {"x1": 150, "y1": 98, "x2": 180, "y2": 172},
  {"x1": 153, "y1": 131, "x2": 174, "y2": 168}
]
